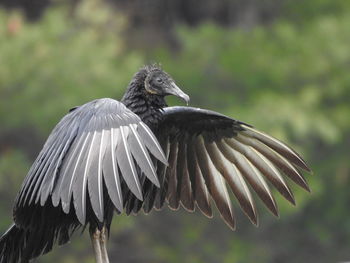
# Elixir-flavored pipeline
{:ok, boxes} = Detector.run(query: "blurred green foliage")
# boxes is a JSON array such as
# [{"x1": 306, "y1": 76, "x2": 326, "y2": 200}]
[{"x1": 0, "y1": 0, "x2": 350, "y2": 262}]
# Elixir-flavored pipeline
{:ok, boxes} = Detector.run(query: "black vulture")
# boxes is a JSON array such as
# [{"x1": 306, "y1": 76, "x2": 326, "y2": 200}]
[{"x1": 0, "y1": 64, "x2": 311, "y2": 263}]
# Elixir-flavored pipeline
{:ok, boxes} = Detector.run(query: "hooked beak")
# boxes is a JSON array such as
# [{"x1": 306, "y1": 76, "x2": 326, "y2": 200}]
[{"x1": 167, "y1": 82, "x2": 190, "y2": 105}]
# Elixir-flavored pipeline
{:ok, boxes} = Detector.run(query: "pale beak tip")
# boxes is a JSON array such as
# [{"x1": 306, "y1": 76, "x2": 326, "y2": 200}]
[
  {"x1": 181, "y1": 93, "x2": 190, "y2": 105},
  {"x1": 170, "y1": 83, "x2": 190, "y2": 105}
]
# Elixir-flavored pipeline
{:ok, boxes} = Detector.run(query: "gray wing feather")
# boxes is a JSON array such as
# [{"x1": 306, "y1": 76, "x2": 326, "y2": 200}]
[
  {"x1": 39, "y1": 120, "x2": 78, "y2": 206},
  {"x1": 21, "y1": 120, "x2": 70, "y2": 206},
  {"x1": 87, "y1": 118, "x2": 106, "y2": 222},
  {"x1": 72, "y1": 132, "x2": 93, "y2": 223},
  {"x1": 116, "y1": 125, "x2": 143, "y2": 200},
  {"x1": 53, "y1": 131, "x2": 89, "y2": 211},
  {"x1": 15, "y1": 98, "x2": 166, "y2": 225},
  {"x1": 26, "y1": 137, "x2": 62, "y2": 205},
  {"x1": 103, "y1": 127, "x2": 123, "y2": 212},
  {"x1": 138, "y1": 122, "x2": 168, "y2": 165},
  {"x1": 128, "y1": 124, "x2": 160, "y2": 187}
]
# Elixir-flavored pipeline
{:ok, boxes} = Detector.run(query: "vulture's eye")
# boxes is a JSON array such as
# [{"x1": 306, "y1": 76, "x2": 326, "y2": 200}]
[{"x1": 156, "y1": 77, "x2": 163, "y2": 84}]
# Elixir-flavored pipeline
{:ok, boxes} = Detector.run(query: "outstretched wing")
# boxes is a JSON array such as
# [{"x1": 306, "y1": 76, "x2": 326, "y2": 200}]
[
  {"x1": 15, "y1": 98, "x2": 167, "y2": 224},
  {"x1": 152, "y1": 106, "x2": 311, "y2": 229}
]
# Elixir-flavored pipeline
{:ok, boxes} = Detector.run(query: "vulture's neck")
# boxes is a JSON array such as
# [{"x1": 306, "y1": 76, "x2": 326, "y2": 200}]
[{"x1": 121, "y1": 71, "x2": 167, "y2": 130}]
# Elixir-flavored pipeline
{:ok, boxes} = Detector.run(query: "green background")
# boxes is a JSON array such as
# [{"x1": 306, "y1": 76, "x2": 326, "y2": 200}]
[{"x1": 0, "y1": 0, "x2": 349, "y2": 262}]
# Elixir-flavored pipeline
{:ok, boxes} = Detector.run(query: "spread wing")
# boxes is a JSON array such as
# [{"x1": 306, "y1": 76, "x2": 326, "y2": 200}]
[
  {"x1": 151, "y1": 106, "x2": 311, "y2": 229},
  {"x1": 14, "y1": 98, "x2": 167, "y2": 224}
]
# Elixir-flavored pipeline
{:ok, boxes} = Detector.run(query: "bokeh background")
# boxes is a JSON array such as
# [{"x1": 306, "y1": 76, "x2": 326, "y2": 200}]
[{"x1": 0, "y1": 0, "x2": 350, "y2": 262}]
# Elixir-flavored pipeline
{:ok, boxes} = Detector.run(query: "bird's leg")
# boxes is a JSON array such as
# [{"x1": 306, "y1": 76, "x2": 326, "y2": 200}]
[
  {"x1": 99, "y1": 225, "x2": 110, "y2": 263},
  {"x1": 90, "y1": 227, "x2": 103, "y2": 263}
]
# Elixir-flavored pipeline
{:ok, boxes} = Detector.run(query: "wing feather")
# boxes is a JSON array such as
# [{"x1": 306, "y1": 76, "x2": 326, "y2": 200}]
[
  {"x1": 117, "y1": 125, "x2": 143, "y2": 200},
  {"x1": 62, "y1": 132, "x2": 91, "y2": 215},
  {"x1": 39, "y1": 122, "x2": 78, "y2": 206},
  {"x1": 128, "y1": 124, "x2": 159, "y2": 187},
  {"x1": 217, "y1": 140, "x2": 278, "y2": 216},
  {"x1": 236, "y1": 133, "x2": 310, "y2": 191},
  {"x1": 205, "y1": 141, "x2": 257, "y2": 225},
  {"x1": 187, "y1": 140, "x2": 212, "y2": 217},
  {"x1": 22, "y1": 119, "x2": 72, "y2": 206},
  {"x1": 166, "y1": 141, "x2": 179, "y2": 210},
  {"x1": 86, "y1": 122, "x2": 105, "y2": 222},
  {"x1": 177, "y1": 140, "x2": 194, "y2": 212},
  {"x1": 103, "y1": 127, "x2": 123, "y2": 212},
  {"x1": 25, "y1": 137, "x2": 63, "y2": 205},
  {"x1": 15, "y1": 98, "x2": 167, "y2": 226},
  {"x1": 150, "y1": 106, "x2": 311, "y2": 228},
  {"x1": 226, "y1": 138, "x2": 295, "y2": 205},
  {"x1": 51, "y1": 131, "x2": 88, "y2": 209},
  {"x1": 196, "y1": 136, "x2": 235, "y2": 229},
  {"x1": 138, "y1": 122, "x2": 168, "y2": 165},
  {"x1": 154, "y1": 136, "x2": 170, "y2": 210},
  {"x1": 73, "y1": 128, "x2": 96, "y2": 224},
  {"x1": 241, "y1": 125, "x2": 310, "y2": 172}
]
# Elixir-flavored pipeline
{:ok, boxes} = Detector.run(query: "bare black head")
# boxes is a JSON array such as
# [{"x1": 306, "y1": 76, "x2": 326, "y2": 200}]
[
  {"x1": 122, "y1": 64, "x2": 190, "y2": 110},
  {"x1": 143, "y1": 65, "x2": 190, "y2": 104}
]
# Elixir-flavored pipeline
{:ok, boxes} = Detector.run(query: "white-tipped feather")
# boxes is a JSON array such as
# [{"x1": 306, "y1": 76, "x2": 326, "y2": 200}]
[
  {"x1": 17, "y1": 98, "x2": 172, "y2": 227},
  {"x1": 56, "y1": 132, "x2": 91, "y2": 213},
  {"x1": 129, "y1": 124, "x2": 159, "y2": 186},
  {"x1": 139, "y1": 122, "x2": 168, "y2": 164},
  {"x1": 120, "y1": 125, "x2": 142, "y2": 196},
  {"x1": 130, "y1": 125, "x2": 155, "y2": 173},
  {"x1": 68, "y1": 133, "x2": 91, "y2": 204},
  {"x1": 81, "y1": 131, "x2": 97, "y2": 221},
  {"x1": 51, "y1": 132, "x2": 86, "y2": 207},
  {"x1": 111, "y1": 128, "x2": 123, "y2": 205},
  {"x1": 97, "y1": 130, "x2": 105, "y2": 214}
]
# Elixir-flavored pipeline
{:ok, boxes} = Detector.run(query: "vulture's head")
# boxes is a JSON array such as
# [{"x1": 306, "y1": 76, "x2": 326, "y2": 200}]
[{"x1": 143, "y1": 65, "x2": 190, "y2": 104}]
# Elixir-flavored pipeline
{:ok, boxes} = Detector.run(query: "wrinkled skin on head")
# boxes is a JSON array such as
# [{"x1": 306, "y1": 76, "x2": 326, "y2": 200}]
[{"x1": 144, "y1": 68, "x2": 190, "y2": 103}]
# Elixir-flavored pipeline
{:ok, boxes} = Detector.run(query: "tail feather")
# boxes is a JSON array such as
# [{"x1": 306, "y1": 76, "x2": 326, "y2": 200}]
[
  {"x1": 1, "y1": 190, "x2": 113, "y2": 262},
  {"x1": 1, "y1": 200, "x2": 81, "y2": 263},
  {"x1": 0, "y1": 221, "x2": 80, "y2": 263},
  {"x1": 0, "y1": 224, "x2": 28, "y2": 263}
]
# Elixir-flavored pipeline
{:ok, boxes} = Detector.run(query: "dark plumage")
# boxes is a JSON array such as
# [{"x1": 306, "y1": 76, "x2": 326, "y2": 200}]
[{"x1": 0, "y1": 64, "x2": 311, "y2": 263}]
